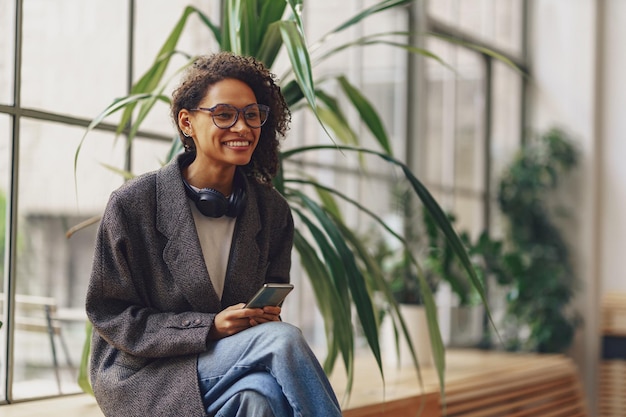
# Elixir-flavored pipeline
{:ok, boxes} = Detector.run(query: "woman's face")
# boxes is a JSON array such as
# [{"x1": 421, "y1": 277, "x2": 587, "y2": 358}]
[{"x1": 181, "y1": 78, "x2": 261, "y2": 170}]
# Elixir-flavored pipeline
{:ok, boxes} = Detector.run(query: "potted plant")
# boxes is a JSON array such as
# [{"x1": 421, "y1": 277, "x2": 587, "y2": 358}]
[
  {"x1": 373, "y1": 187, "x2": 485, "y2": 365},
  {"x1": 73, "y1": 0, "x2": 501, "y2": 396},
  {"x1": 491, "y1": 128, "x2": 581, "y2": 353}
]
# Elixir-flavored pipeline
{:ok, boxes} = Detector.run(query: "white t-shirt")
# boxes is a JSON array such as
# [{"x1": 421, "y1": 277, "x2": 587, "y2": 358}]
[{"x1": 188, "y1": 198, "x2": 236, "y2": 300}]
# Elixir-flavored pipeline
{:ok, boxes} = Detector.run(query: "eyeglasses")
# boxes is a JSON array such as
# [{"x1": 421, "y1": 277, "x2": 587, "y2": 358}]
[{"x1": 190, "y1": 103, "x2": 270, "y2": 129}]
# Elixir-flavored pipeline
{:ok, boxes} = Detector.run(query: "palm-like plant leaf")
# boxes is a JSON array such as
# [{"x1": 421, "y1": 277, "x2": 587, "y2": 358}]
[
  {"x1": 291, "y1": 209, "x2": 355, "y2": 398},
  {"x1": 337, "y1": 76, "x2": 392, "y2": 155}
]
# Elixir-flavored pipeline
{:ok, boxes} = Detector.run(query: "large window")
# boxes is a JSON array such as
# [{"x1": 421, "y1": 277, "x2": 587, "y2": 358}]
[
  {"x1": 414, "y1": 0, "x2": 526, "y2": 341},
  {"x1": 0, "y1": 0, "x2": 218, "y2": 402}
]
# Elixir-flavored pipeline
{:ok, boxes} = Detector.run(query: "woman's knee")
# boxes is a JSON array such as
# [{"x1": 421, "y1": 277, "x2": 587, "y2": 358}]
[
  {"x1": 215, "y1": 390, "x2": 274, "y2": 417},
  {"x1": 262, "y1": 322, "x2": 307, "y2": 348}
]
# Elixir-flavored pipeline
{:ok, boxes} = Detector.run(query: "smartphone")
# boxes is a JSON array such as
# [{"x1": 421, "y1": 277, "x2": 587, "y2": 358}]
[{"x1": 244, "y1": 283, "x2": 294, "y2": 308}]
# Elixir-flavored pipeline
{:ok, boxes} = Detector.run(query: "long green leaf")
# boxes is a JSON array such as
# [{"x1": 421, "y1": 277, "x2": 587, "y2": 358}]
[
  {"x1": 224, "y1": 0, "x2": 243, "y2": 54},
  {"x1": 287, "y1": 176, "x2": 437, "y2": 386},
  {"x1": 285, "y1": 0, "x2": 304, "y2": 33},
  {"x1": 278, "y1": 21, "x2": 316, "y2": 110},
  {"x1": 337, "y1": 76, "x2": 391, "y2": 155},
  {"x1": 315, "y1": 90, "x2": 358, "y2": 146},
  {"x1": 194, "y1": 8, "x2": 221, "y2": 45},
  {"x1": 278, "y1": 20, "x2": 338, "y2": 143},
  {"x1": 313, "y1": 34, "x2": 450, "y2": 71},
  {"x1": 255, "y1": 0, "x2": 287, "y2": 63},
  {"x1": 120, "y1": 6, "x2": 199, "y2": 131},
  {"x1": 428, "y1": 31, "x2": 527, "y2": 75},
  {"x1": 292, "y1": 231, "x2": 336, "y2": 343},
  {"x1": 296, "y1": 192, "x2": 383, "y2": 379},
  {"x1": 310, "y1": 0, "x2": 413, "y2": 51},
  {"x1": 257, "y1": 21, "x2": 284, "y2": 67},
  {"x1": 281, "y1": 80, "x2": 305, "y2": 108},
  {"x1": 285, "y1": 178, "x2": 404, "y2": 244},
  {"x1": 311, "y1": 182, "x2": 343, "y2": 222},
  {"x1": 74, "y1": 93, "x2": 151, "y2": 179},
  {"x1": 291, "y1": 227, "x2": 355, "y2": 402},
  {"x1": 127, "y1": 60, "x2": 193, "y2": 143},
  {"x1": 242, "y1": 0, "x2": 259, "y2": 55},
  {"x1": 290, "y1": 206, "x2": 355, "y2": 397},
  {"x1": 329, "y1": 214, "x2": 435, "y2": 406},
  {"x1": 77, "y1": 322, "x2": 94, "y2": 395},
  {"x1": 316, "y1": 106, "x2": 358, "y2": 146}
]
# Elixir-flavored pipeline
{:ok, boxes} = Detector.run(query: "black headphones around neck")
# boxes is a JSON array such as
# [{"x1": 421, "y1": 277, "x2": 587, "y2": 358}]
[{"x1": 180, "y1": 155, "x2": 247, "y2": 218}]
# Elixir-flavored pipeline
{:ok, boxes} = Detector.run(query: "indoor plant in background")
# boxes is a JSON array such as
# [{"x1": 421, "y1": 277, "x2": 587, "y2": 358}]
[
  {"x1": 492, "y1": 127, "x2": 581, "y2": 353},
  {"x1": 73, "y1": 0, "x2": 507, "y2": 398},
  {"x1": 375, "y1": 196, "x2": 486, "y2": 365}
]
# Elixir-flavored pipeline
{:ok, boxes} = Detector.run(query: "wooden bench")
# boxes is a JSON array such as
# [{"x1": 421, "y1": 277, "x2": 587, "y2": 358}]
[
  {"x1": 331, "y1": 349, "x2": 588, "y2": 417},
  {"x1": 441, "y1": 352, "x2": 587, "y2": 416},
  {"x1": 2, "y1": 349, "x2": 587, "y2": 416}
]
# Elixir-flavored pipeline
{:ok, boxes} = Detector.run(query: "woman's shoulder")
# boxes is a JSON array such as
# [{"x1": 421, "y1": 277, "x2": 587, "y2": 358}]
[
  {"x1": 110, "y1": 170, "x2": 159, "y2": 202},
  {"x1": 111, "y1": 157, "x2": 181, "y2": 202}
]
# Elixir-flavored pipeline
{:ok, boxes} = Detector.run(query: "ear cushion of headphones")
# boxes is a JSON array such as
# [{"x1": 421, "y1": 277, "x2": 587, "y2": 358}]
[
  {"x1": 197, "y1": 188, "x2": 229, "y2": 218},
  {"x1": 182, "y1": 171, "x2": 247, "y2": 218},
  {"x1": 226, "y1": 185, "x2": 247, "y2": 218}
]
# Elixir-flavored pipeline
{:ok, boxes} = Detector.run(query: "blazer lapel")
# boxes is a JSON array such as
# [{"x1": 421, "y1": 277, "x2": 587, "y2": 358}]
[
  {"x1": 156, "y1": 155, "x2": 220, "y2": 312},
  {"x1": 220, "y1": 175, "x2": 263, "y2": 307}
]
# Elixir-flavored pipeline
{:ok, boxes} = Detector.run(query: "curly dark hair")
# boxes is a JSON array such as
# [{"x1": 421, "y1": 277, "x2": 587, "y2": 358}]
[{"x1": 171, "y1": 52, "x2": 291, "y2": 183}]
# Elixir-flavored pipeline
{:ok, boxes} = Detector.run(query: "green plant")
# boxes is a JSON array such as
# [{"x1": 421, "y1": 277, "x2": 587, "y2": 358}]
[
  {"x1": 492, "y1": 128, "x2": 580, "y2": 352},
  {"x1": 372, "y1": 188, "x2": 478, "y2": 307},
  {"x1": 74, "y1": 0, "x2": 494, "y2": 398}
]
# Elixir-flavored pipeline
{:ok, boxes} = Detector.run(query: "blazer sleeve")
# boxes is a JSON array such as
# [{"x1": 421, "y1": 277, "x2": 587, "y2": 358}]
[{"x1": 86, "y1": 191, "x2": 214, "y2": 359}]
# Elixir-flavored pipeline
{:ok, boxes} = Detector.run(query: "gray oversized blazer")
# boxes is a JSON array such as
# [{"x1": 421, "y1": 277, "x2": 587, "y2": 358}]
[{"x1": 86, "y1": 153, "x2": 294, "y2": 417}]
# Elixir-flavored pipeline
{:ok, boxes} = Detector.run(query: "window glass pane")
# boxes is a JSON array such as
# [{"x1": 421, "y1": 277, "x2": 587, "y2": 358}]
[
  {"x1": 454, "y1": 49, "x2": 485, "y2": 192},
  {"x1": 133, "y1": 0, "x2": 220, "y2": 137},
  {"x1": 131, "y1": 136, "x2": 174, "y2": 176},
  {"x1": 453, "y1": 194, "x2": 483, "y2": 239},
  {"x1": 423, "y1": 73, "x2": 444, "y2": 187},
  {"x1": 0, "y1": 113, "x2": 10, "y2": 403},
  {"x1": 421, "y1": 37, "x2": 450, "y2": 188},
  {"x1": 0, "y1": 0, "x2": 15, "y2": 104},
  {"x1": 12, "y1": 120, "x2": 124, "y2": 400},
  {"x1": 428, "y1": 0, "x2": 524, "y2": 56},
  {"x1": 21, "y1": 0, "x2": 128, "y2": 120},
  {"x1": 491, "y1": 60, "x2": 521, "y2": 187},
  {"x1": 492, "y1": 0, "x2": 524, "y2": 56}
]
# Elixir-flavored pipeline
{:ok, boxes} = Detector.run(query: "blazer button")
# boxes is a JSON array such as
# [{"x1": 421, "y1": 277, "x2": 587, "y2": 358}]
[
  {"x1": 182, "y1": 320, "x2": 191, "y2": 327},
  {"x1": 193, "y1": 319, "x2": 202, "y2": 325}
]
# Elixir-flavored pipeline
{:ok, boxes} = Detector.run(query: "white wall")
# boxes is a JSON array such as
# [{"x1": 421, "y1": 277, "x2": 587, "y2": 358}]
[
  {"x1": 599, "y1": 0, "x2": 626, "y2": 294},
  {"x1": 528, "y1": 0, "x2": 626, "y2": 414}
]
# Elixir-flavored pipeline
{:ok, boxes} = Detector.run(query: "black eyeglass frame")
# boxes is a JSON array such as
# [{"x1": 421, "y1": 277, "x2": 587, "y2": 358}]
[{"x1": 190, "y1": 103, "x2": 270, "y2": 129}]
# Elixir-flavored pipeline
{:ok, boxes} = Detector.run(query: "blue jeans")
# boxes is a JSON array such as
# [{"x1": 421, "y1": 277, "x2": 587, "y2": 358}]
[{"x1": 197, "y1": 321, "x2": 342, "y2": 417}]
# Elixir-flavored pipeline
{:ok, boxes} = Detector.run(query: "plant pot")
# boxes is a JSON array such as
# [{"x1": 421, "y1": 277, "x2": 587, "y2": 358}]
[{"x1": 381, "y1": 304, "x2": 433, "y2": 368}]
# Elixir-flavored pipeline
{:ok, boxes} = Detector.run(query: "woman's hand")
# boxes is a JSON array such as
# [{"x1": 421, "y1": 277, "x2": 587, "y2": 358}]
[
  {"x1": 207, "y1": 304, "x2": 282, "y2": 340},
  {"x1": 248, "y1": 305, "x2": 281, "y2": 327}
]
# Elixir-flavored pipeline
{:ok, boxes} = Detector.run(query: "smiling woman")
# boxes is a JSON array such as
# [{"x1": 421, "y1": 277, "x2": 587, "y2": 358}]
[{"x1": 85, "y1": 52, "x2": 342, "y2": 417}]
